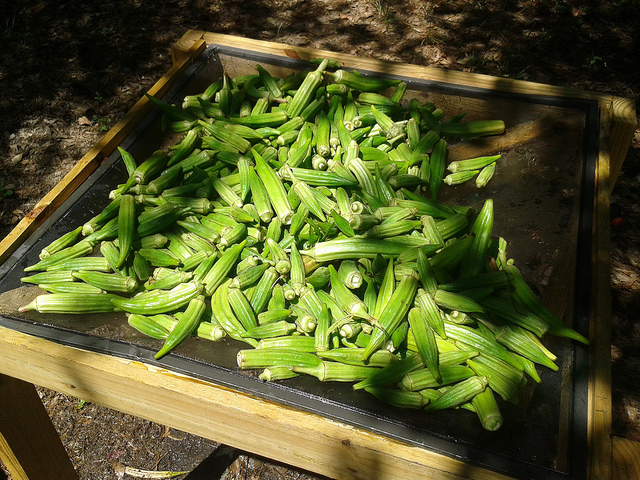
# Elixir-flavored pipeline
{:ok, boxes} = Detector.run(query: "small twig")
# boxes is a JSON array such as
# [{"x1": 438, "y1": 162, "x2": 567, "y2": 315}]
[{"x1": 113, "y1": 460, "x2": 189, "y2": 479}]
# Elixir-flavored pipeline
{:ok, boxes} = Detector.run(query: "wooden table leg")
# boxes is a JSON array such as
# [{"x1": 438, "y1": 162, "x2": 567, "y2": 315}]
[{"x1": 0, "y1": 374, "x2": 78, "y2": 480}]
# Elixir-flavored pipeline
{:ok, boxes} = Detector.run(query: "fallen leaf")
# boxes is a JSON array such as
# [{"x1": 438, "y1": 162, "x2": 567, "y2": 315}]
[{"x1": 78, "y1": 116, "x2": 92, "y2": 126}]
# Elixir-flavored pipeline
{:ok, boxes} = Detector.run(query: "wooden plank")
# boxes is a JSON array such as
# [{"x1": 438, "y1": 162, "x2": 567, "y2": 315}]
[
  {"x1": 0, "y1": 374, "x2": 78, "y2": 480},
  {"x1": 0, "y1": 325, "x2": 513, "y2": 480},
  {"x1": 0, "y1": 37, "x2": 207, "y2": 266},
  {"x1": 607, "y1": 97, "x2": 638, "y2": 192},
  {"x1": 612, "y1": 436, "x2": 640, "y2": 480},
  {"x1": 588, "y1": 102, "x2": 614, "y2": 480}
]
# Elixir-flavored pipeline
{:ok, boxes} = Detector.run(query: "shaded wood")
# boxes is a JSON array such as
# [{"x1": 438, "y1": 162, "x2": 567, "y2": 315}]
[
  {"x1": 607, "y1": 97, "x2": 638, "y2": 192},
  {"x1": 0, "y1": 374, "x2": 78, "y2": 480},
  {"x1": 588, "y1": 103, "x2": 614, "y2": 480}
]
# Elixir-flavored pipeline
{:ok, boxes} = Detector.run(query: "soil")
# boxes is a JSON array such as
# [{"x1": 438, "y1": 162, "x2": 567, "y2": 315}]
[{"x1": 0, "y1": 1, "x2": 639, "y2": 479}]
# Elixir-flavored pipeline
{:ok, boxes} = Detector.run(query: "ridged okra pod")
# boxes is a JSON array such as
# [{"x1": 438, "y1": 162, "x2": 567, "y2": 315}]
[
  {"x1": 407, "y1": 307, "x2": 441, "y2": 383},
  {"x1": 331, "y1": 69, "x2": 401, "y2": 93},
  {"x1": 293, "y1": 361, "x2": 377, "y2": 382},
  {"x1": 210, "y1": 280, "x2": 257, "y2": 347},
  {"x1": 39, "y1": 226, "x2": 83, "y2": 260},
  {"x1": 109, "y1": 282, "x2": 201, "y2": 315},
  {"x1": 470, "y1": 388, "x2": 503, "y2": 431},
  {"x1": 285, "y1": 59, "x2": 328, "y2": 118},
  {"x1": 241, "y1": 320, "x2": 296, "y2": 339},
  {"x1": 503, "y1": 264, "x2": 588, "y2": 345},
  {"x1": 476, "y1": 162, "x2": 497, "y2": 188},
  {"x1": 353, "y1": 352, "x2": 424, "y2": 390},
  {"x1": 155, "y1": 295, "x2": 207, "y2": 359},
  {"x1": 493, "y1": 325, "x2": 558, "y2": 371},
  {"x1": 328, "y1": 264, "x2": 371, "y2": 322},
  {"x1": 21, "y1": 270, "x2": 76, "y2": 285},
  {"x1": 257, "y1": 335, "x2": 317, "y2": 352},
  {"x1": 362, "y1": 271, "x2": 419, "y2": 360},
  {"x1": 423, "y1": 375, "x2": 488, "y2": 412},
  {"x1": 365, "y1": 387, "x2": 425, "y2": 409},
  {"x1": 82, "y1": 196, "x2": 122, "y2": 236},
  {"x1": 429, "y1": 138, "x2": 447, "y2": 201},
  {"x1": 202, "y1": 240, "x2": 246, "y2": 296},
  {"x1": 443, "y1": 322, "x2": 524, "y2": 372},
  {"x1": 132, "y1": 150, "x2": 170, "y2": 185},
  {"x1": 24, "y1": 240, "x2": 94, "y2": 272},
  {"x1": 72, "y1": 271, "x2": 138, "y2": 294},
  {"x1": 466, "y1": 358, "x2": 520, "y2": 402},
  {"x1": 117, "y1": 194, "x2": 136, "y2": 268},
  {"x1": 227, "y1": 287, "x2": 258, "y2": 331},
  {"x1": 373, "y1": 258, "x2": 395, "y2": 320},
  {"x1": 318, "y1": 348, "x2": 398, "y2": 368},
  {"x1": 237, "y1": 348, "x2": 321, "y2": 369},
  {"x1": 19, "y1": 293, "x2": 120, "y2": 314},
  {"x1": 127, "y1": 313, "x2": 170, "y2": 340},
  {"x1": 400, "y1": 364, "x2": 475, "y2": 391},
  {"x1": 300, "y1": 237, "x2": 413, "y2": 262},
  {"x1": 37, "y1": 282, "x2": 105, "y2": 294},
  {"x1": 252, "y1": 148, "x2": 293, "y2": 224},
  {"x1": 459, "y1": 198, "x2": 494, "y2": 278}
]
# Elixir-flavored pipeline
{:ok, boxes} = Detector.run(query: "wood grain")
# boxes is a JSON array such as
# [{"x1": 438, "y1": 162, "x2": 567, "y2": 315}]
[
  {"x1": 612, "y1": 436, "x2": 640, "y2": 480},
  {"x1": 0, "y1": 374, "x2": 78, "y2": 480},
  {"x1": 588, "y1": 102, "x2": 614, "y2": 480}
]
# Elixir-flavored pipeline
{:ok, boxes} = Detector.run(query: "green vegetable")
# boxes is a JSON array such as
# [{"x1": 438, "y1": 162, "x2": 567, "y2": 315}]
[{"x1": 19, "y1": 60, "x2": 581, "y2": 432}]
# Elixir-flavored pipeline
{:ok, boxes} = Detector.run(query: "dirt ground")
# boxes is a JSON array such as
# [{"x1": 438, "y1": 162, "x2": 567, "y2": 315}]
[{"x1": 0, "y1": 1, "x2": 639, "y2": 479}]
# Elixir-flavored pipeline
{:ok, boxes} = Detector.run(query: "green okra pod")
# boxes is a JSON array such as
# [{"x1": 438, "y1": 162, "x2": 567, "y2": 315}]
[
  {"x1": 39, "y1": 226, "x2": 83, "y2": 260},
  {"x1": 237, "y1": 348, "x2": 321, "y2": 370},
  {"x1": 19, "y1": 292, "x2": 120, "y2": 314},
  {"x1": 24, "y1": 240, "x2": 95, "y2": 272},
  {"x1": 362, "y1": 271, "x2": 419, "y2": 361},
  {"x1": 292, "y1": 361, "x2": 377, "y2": 382},
  {"x1": 407, "y1": 307, "x2": 441, "y2": 383},
  {"x1": 155, "y1": 295, "x2": 206, "y2": 359},
  {"x1": 109, "y1": 282, "x2": 201, "y2": 315},
  {"x1": 423, "y1": 375, "x2": 488, "y2": 412}
]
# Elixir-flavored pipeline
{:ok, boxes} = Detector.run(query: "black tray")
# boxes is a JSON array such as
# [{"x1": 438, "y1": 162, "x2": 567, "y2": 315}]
[{"x1": 0, "y1": 43, "x2": 597, "y2": 480}]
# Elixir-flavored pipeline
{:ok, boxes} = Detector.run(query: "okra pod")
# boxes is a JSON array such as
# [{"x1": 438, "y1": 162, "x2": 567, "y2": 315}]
[
  {"x1": 155, "y1": 295, "x2": 206, "y2": 359},
  {"x1": 19, "y1": 292, "x2": 120, "y2": 314},
  {"x1": 127, "y1": 314, "x2": 170, "y2": 340},
  {"x1": 72, "y1": 271, "x2": 138, "y2": 294},
  {"x1": 362, "y1": 271, "x2": 419, "y2": 360},
  {"x1": 39, "y1": 226, "x2": 83, "y2": 260},
  {"x1": 109, "y1": 282, "x2": 201, "y2": 315},
  {"x1": 293, "y1": 361, "x2": 377, "y2": 382},
  {"x1": 237, "y1": 348, "x2": 321, "y2": 369},
  {"x1": 407, "y1": 307, "x2": 441, "y2": 383},
  {"x1": 423, "y1": 375, "x2": 488, "y2": 412}
]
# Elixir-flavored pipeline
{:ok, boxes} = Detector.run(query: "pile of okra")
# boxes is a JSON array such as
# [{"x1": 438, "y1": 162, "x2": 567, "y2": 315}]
[{"x1": 19, "y1": 58, "x2": 589, "y2": 431}]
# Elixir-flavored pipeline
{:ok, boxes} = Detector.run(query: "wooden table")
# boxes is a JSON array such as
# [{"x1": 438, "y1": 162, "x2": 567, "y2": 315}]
[{"x1": 0, "y1": 31, "x2": 637, "y2": 480}]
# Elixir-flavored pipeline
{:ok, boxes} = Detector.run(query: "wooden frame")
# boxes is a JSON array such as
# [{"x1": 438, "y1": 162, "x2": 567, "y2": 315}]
[{"x1": 0, "y1": 30, "x2": 637, "y2": 480}]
